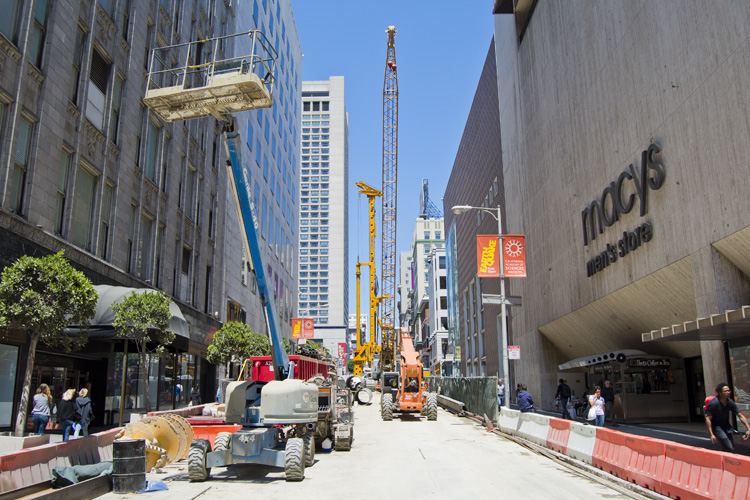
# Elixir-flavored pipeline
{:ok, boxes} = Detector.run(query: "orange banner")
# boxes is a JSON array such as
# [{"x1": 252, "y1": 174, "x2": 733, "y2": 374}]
[
  {"x1": 503, "y1": 235, "x2": 527, "y2": 278},
  {"x1": 303, "y1": 318, "x2": 315, "y2": 339},
  {"x1": 477, "y1": 235, "x2": 500, "y2": 277},
  {"x1": 291, "y1": 318, "x2": 302, "y2": 339}
]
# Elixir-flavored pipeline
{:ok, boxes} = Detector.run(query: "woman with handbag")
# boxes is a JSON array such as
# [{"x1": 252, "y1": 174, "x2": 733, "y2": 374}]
[{"x1": 587, "y1": 386, "x2": 606, "y2": 426}]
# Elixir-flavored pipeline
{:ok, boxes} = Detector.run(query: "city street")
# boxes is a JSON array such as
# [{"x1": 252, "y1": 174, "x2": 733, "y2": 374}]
[{"x1": 100, "y1": 395, "x2": 652, "y2": 500}]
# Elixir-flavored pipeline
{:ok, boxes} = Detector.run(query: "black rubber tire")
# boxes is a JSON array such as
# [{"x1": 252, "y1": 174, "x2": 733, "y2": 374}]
[
  {"x1": 188, "y1": 439, "x2": 211, "y2": 482},
  {"x1": 303, "y1": 432, "x2": 315, "y2": 467},
  {"x1": 214, "y1": 432, "x2": 231, "y2": 453},
  {"x1": 381, "y1": 393, "x2": 393, "y2": 421},
  {"x1": 284, "y1": 438, "x2": 305, "y2": 481},
  {"x1": 427, "y1": 393, "x2": 438, "y2": 421}
]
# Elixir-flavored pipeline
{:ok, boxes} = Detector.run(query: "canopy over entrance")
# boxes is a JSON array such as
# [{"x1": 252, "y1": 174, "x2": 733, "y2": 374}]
[
  {"x1": 558, "y1": 349, "x2": 647, "y2": 371},
  {"x1": 642, "y1": 305, "x2": 750, "y2": 343},
  {"x1": 68, "y1": 285, "x2": 189, "y2": 340}
]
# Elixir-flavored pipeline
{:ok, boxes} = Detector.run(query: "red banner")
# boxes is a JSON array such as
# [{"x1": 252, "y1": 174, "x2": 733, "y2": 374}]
[
  {"x1": 338, "y1": 343, "x2": 346, "y2": 359},
  {"x1": 303, "y1": 318, "x2": 315, "y2": 339},
  {"x1": 291, "y1": 318, "x2": 302, "y2": 339},
  {"x1": 503, "y1": 235, "x2": 527, "y2": 277},
  {"x1": 476, "y1": 235, "x2": 501, "y2": 277}
]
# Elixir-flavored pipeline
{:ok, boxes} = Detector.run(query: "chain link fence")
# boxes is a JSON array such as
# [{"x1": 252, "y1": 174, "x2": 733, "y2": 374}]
[{"x1": 428, "y1": 376, "x2": 498, "y2": 421}]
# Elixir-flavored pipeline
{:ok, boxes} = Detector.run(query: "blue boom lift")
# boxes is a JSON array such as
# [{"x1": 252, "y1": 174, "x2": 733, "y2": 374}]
[{"x1": 144, "y1": 30, "x2": 318, "y2": 481}]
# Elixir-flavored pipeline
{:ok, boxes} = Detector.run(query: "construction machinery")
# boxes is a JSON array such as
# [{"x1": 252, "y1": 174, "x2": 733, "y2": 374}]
[
  {"x1": 114, "y1": 414, "x2": 194, "y2": 471},
  {"x1": 381, "y1": 329, "x2": 438, "y2": 421},
  {"x1": 352, "y1": 181, "x2": 383, "y2": 377},
  {"x1": 143, "y1": 30, "x2": 318, "y2": 482},
  {"x1": 380, "y1": 26, "x2": 399, "y2": 373}
]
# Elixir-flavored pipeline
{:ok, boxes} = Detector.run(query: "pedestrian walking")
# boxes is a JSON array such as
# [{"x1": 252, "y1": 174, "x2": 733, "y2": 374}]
[
  {"x1": 587, "y1": 386, "x2": 605, "y2": 426},
  {"x1": 517, "y1": 384, "x2": 534, "y2": 413},
  {"x1": 555, "y1": 378, "x2": 572, "y2": 419},
  {"x1": 497, "y1": 378, "x2": 505, "y2": 409},
  {"x1": 57, "y1": 389, "x2": 78, "y2": 442},
  {"x1": 31, "y1": 384, "x2": 53, "y2": 435},
  {"x1": 601, "y1": 379, "x2": 618, "y2": 426},
  {"x1": 705, "y1": 382, "x2": 750, "y2": 453},
  {"x1": 73, "y1": 388, "x2": 93, "y2": 438}
]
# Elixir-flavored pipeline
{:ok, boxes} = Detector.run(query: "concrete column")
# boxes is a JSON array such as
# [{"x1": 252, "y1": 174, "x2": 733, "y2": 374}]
[{"x1": 693, "y1": 245, "x2": 750, "y2": 389}]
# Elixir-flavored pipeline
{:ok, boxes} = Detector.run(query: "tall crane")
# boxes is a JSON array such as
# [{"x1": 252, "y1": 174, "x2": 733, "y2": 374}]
[{"x1": 380, "y1": 26, "x2": 398, "y2": 372}]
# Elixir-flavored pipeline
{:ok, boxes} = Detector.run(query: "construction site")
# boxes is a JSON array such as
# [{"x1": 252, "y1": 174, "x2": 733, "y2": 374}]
[{"x1": 0, "y1": 3, "x2": 750, "y2": 500}]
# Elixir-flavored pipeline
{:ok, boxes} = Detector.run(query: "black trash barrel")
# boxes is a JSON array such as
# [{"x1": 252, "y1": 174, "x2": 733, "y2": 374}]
[{"x1": 112, "y1": 439, "x2": 146, "y2": 493}]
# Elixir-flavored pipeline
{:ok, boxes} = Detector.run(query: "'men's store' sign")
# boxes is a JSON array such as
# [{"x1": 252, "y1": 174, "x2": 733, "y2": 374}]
[{"x1": 581, "y1": 144, "x2": 665, "y2": 278}]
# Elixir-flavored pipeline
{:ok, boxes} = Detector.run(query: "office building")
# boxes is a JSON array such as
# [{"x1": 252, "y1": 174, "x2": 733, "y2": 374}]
[{"x1": 297, "y1": 77, "x2": 349, "y2": 356}]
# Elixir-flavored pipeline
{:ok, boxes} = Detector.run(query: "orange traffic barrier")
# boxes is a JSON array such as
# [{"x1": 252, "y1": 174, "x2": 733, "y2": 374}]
[
  {"x1": 720, "y1": 454, "x2": 750, "y2": 499},
  {"x1": 592, "y1": 427, "x2": 628, "y2": 478},
  {"x1": 546, "y1": 418, "x2": 571, "y2": 454},
  {"x1": 618, "y1": 435, "x2": 666, "y2": 493},
  {"x1": 661, "y1": 443, "x2": 723, "y2": 500},
  {"x1": 190, "y1": 424, "x2": 241, "y2": 448}
]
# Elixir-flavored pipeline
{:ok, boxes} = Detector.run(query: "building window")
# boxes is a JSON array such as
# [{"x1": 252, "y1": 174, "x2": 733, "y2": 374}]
[
  {"x1": 98, "y1": 183, "x2": 113, "y2": 259},
  {"x1": 145, "y1": 119, "x2": 161, "y2": 182},
  {"x1": 127, "y1": 203, "x2": 137, "y2": 272},
  {"x1": 28, "y1": 0, "x2": 50, "y2": 67},
  {"x1": 208, "y1": 193, "x2": 215, "y2": 239},
  {"x1": 185, "y1": 165, "x2": 196, "y2": 220},
  {"x1": 71, "y1": 165, "x2": 98, "y2": 250},
  {"x1": 110, "y1": 74, "x2": 124, "y2": 143},
  {"x1": 180, "y1": 247, "x2": 191, "y2": 301},
  {"x1": 54, "y1": 149, "x2": 73, "y2": 235},
  {"x1": 10, "y1": 117, "x2": 33, "y2": 215},
  {"x1": 140, "y1": 215, "x2": 154, "y2": 280},
  {"x1": 86, "y1": 50, "x2": 110, "y2": 130},
  {"x1": 120, "y1": 0, "x2": 131, "y2": 41},
  {"x1": 0, "y1": 0, "x2": 21, "y2": 43},
  {"x1": 98, "y1": 0, "x2": 115, "y2": 18}
]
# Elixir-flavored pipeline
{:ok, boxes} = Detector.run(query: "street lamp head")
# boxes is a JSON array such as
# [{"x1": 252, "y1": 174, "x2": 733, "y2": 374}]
[{"x1": 451, "y1": 205, "x2": 474, "y2": 215}]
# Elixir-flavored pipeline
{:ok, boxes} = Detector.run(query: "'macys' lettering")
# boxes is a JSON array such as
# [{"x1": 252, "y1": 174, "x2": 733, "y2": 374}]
[{"x1": 581, "y1": 144, "x2": 665, "y2": 246}]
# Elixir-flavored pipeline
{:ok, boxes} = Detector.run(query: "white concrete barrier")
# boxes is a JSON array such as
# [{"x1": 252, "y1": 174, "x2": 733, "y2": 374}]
[
  {"x1": 498, "y1": 407, "x2": 521, "y2": 435},
  {"x1": 566, "y1": 421, "x2": 597, "y2": 465}
]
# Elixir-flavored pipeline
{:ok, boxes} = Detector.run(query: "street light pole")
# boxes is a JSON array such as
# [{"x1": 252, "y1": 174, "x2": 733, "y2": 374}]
[{"x1": 451, "y1": 205, "x2": 510, "y2": 408}]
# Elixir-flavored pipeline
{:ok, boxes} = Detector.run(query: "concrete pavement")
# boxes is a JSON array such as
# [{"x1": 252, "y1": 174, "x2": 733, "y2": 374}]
[{"x1": 98, "y1": 394, "x2": 644, "y2": 500}]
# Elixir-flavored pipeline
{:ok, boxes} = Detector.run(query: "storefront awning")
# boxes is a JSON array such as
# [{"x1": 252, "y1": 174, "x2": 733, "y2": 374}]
[
  {"x1": 558, "y1": 349, "x2": 647, "y2": 371},
  {"x1": 641, "y1": 305, "x2": 750, "y2": 343},
  {"x1": 67, "y1": 285, "x2": 190, "y2": 339}
]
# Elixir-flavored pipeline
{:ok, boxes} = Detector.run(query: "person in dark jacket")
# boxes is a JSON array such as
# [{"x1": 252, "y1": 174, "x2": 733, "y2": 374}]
[
  {"x1": 517, "y1": 384, "x2": 534, "y2": 412},
  {"x1": 73, "y1": 388, "x2": 93, "y2": 437},
  {"x1": 555, "y1": 379, "x2": 572, "y2": 419},
  {"x1": 57, "y1": 389, "x2": 78, "y2": 442},
  {"x1": 190, "y1": 385, "x2": 201, "y2": 406},
  {"x1": 706, "y1": 382, "x2": 750, "y2": 453},
  {"x1": 601, "y1": 380, "x2": 618, "y2": 426}
]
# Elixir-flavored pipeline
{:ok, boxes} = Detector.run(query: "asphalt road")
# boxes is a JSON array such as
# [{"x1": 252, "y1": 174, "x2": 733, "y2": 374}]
[{"x1": 99, "y1": 394, "x2": 646, "y2": 500}]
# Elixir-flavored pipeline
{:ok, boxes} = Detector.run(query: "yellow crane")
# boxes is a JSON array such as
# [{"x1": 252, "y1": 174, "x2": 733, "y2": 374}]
[{"x1": 352, "y1": 181, "x2": 382, "y2": 376}]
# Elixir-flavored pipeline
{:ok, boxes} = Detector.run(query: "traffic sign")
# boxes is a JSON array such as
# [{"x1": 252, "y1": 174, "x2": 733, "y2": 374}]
[
  {"x1": 482, "y1": 294, "x2": 522, "y2": 306},
  {"x1": 508, "y1": 346, "x2": 520, "y2": 360}
]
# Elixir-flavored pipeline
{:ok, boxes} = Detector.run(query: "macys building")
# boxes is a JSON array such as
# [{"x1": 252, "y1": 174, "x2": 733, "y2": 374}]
[{"x1": 491, "y1": 1, "x2": 750, "y2": 424}]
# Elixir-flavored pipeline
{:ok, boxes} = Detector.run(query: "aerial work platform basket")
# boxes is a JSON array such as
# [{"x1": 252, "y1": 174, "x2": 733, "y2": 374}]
[{"x1": 143, "y1": 30, "x2": 277, "y2": 122}]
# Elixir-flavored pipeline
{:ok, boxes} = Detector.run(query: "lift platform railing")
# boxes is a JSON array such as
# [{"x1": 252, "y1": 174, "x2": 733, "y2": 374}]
[
  {"x1": 147, "y1": 30, "x2": 277, "y2": 93},
  {"x1": 144, "y1": 30, "x2": 278, "y2": 121}
]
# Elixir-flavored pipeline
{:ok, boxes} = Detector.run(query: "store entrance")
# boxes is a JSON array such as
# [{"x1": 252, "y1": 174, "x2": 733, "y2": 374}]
[{"x1": 685, "y1": 356, "x2": 706, "y2": 422}]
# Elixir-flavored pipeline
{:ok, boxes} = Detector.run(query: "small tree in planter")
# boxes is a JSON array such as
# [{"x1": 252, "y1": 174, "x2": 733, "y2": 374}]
[
  {"x1": 207, "y1": 322, "x2": 293, "y2": 377},
  {"x1": 0, "y1": 251, "x2": 98, "y2": 436},
  {"x1": 112, "y1": 291, "x2": 174, "y2": 412}
]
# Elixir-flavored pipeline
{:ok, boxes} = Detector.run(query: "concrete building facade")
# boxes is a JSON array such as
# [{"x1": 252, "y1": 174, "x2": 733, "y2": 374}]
[
  {"x1": 490, "y1": 1, "x2": 750, "y2": 421},
  {"x1": 443, "y1": 39, "x2": 503, "y2": 379},
  {"x1": 0, "y1": 0, "x2": 303, "y2": 429}
]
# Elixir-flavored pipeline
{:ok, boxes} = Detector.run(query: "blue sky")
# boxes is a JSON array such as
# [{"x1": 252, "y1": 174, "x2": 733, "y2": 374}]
[{"x1": 291, "y1": 1, "x2": 497, "y2": 320}]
